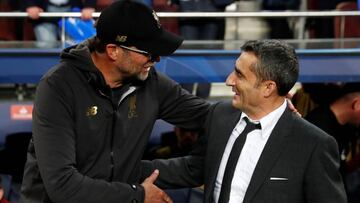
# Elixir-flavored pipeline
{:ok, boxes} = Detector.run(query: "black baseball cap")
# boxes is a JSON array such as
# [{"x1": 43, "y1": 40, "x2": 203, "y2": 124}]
[{"x1": 96, "y1": 0, "x2": 183, "y2": 56}]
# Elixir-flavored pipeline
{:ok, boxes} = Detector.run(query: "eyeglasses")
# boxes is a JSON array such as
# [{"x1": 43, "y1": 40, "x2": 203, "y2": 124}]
[{"x1": 119, "y1": 45, "x2": 159, "y2": 62}]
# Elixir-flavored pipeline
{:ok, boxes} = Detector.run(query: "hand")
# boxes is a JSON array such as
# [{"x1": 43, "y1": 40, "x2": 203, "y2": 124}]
[
  {"x1": 26, "y1": 6, "x2": 43, "y2": 19},
  {"x1": 286, "y1": 93, "x2": 301, "y2": 117},
  {"x1": 81, "y1": 8, "x2": 95, "y2": 20},
  {"x1": 141, "y1": 169, "x2": 173, "y2": 203}
]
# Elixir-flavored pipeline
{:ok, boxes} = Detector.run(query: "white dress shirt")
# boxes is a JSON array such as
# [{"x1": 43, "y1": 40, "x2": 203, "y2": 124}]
[{"x1": 213, "y1": 100, "x2": 287, "y2": 203}]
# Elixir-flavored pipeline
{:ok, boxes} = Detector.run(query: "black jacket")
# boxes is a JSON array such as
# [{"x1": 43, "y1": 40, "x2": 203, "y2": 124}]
[{"x1": 20, "y1": 38, "x2": 210, "y2": 203}]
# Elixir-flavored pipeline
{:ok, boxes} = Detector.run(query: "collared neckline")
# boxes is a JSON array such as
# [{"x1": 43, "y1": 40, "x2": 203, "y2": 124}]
[{"x1": 240, "y1": 99, "x2": 287, "y2": 139}]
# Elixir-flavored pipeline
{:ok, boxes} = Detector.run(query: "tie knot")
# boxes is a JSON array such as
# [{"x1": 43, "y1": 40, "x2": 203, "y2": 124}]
[{"x1": 243, "y1": 117, "x2": 261, "y2": 131}]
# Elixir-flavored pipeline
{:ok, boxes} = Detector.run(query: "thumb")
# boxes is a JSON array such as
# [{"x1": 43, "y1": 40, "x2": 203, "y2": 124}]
[{"x1": 144, "y1": 169, "x2": 159, "y2": 184}]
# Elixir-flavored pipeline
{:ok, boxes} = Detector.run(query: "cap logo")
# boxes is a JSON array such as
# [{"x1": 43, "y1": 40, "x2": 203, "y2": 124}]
[
  {"x1": 152, "y1": 10, "x2": 161, "y2": 28},
  {"x1": 116, "y1": 35, "x2": 127, "y2": 43}
]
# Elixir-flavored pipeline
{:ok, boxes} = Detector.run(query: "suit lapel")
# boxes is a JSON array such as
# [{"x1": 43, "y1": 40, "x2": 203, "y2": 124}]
[
  {"x1": 243, "y1": 108, "x2": 295, "y2": 202},
  {"x1": 206, "y1": 107, "x2": 241, "y2": 202}
]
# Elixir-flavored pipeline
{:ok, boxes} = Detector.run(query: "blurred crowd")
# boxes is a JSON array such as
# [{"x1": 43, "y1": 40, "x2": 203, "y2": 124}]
[{"x1": 0, "y1": 0, "x2": 359, "y2": 44}]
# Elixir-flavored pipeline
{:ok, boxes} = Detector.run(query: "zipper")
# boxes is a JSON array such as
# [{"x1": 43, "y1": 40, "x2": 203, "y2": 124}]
[
  {"x1": 98, "y1": 88, "x2": 116, "y2": 180},
  {"x1": 98, "y1": 86, "x2": 138, "y2": 181}
]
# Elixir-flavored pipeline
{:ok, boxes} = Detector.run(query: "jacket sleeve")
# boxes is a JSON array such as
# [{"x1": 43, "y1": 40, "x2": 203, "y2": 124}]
[
  {"x1": 32, "y1": 76, "x2": 144, "y2": 203},
  {"x1": 140, "y1": 72, "x2": 211, "y2": 188},
  {"x1": 141, "y1": 130, "x2": 208, "y2": 188},
  {"x1": 304, "y1": 134, "x2": 347, "y2": 203},
  {"x1": 155, "y1": 72, "x2": 211, "y2": 130},
  {"x1": 140, "y1": 101, "x2": 218, "y2": 189},
  {"x1": 141, "y1": 155, "x2": 204, "y2": 189}
]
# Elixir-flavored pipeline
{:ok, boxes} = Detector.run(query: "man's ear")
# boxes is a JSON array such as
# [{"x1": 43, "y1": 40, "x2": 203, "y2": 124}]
[
  {"x1": 105, "y1": 44, "x2": 118, "y2": 60},
  {"x1": 352, "y1": 96, "x2": 360, "y2": 111},
  {"x1": 262, "y1": 80, "x2": 277, "y2": 97}
]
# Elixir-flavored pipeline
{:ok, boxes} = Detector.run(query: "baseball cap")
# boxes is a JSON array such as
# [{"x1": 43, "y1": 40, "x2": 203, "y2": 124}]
[{"x1": 96, "y1": 0, "x2": 183, "y2": 56}]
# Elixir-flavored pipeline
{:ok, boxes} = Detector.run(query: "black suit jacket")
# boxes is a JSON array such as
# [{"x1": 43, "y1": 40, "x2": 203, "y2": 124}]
[{"x1": 142, "y1": 101, "x2": 347, "y2": 203}]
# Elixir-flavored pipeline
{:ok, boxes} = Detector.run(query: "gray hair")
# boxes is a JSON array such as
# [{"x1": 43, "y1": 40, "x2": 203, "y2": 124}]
[{"x1": 241, "y1": 40, "x2": 299, "y2": 96}]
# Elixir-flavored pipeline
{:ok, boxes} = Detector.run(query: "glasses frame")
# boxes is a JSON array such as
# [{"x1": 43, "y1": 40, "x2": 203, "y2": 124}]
[{"x1": 119, "y1": 45, "x2": 158, "y2": 62}]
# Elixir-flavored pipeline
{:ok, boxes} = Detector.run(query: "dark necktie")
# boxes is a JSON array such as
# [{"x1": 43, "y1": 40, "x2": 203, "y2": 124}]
[{"x1": 218, "y1": 117, "x2": 261, "y2": 203}]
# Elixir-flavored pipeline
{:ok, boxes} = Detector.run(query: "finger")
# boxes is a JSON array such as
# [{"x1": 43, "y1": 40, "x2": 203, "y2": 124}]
[
  {"x1": 34, "y1": 8, "x2": 42, "y2": 19},
  {"x1": 145, "y1": 169, "x2": 159, "y2": 184},
  {"x1": 82, "y1": 13, "x2": 91, "y2": 20},
  {"x1": 286, "y1": 98, "x2": 295, "y2": 110}
]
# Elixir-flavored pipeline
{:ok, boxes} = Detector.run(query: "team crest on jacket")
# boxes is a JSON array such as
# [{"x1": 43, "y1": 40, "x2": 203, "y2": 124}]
[{"x1": 128, "y1": 95, "x2": 138, "y2": 118}]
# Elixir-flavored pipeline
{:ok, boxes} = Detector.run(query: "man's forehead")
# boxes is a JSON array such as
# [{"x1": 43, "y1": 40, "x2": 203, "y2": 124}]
[{"x1": 236, "y1": 52, "x2": 257, "y2": 67}]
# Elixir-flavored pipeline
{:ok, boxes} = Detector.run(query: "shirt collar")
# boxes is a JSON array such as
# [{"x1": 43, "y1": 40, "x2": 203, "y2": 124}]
[{"x1": 240, "y1": 99, "x2": 287, "y2": 139}]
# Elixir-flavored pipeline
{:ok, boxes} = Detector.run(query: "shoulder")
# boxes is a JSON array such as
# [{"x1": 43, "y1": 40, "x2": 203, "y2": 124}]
[
  {"x1": 40, "y1": 62, "x2": 78, "y2": 85},
  {"x1": 37, "y1": 61, "x2": 87, "y2": 99},
  {"x1": 288, "y1": 109, "x2": 337, "y2": 145}
]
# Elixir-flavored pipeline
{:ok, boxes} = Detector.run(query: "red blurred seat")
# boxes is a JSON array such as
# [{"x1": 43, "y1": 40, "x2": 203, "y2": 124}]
[
  {"x1": 0, "y1": 2, "x2": 16, "y2": 40},
  {"x1": 334, "y1": 1, "x2": 360, "y2": 38}
]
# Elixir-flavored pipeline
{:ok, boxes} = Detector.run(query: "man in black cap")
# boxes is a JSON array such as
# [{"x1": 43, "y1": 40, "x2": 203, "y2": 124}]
[{"x1": 19, "y1": 1, "x2": 210, "y2": 202}]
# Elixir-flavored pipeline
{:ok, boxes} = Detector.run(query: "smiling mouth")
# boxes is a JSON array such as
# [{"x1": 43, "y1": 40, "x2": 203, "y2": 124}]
[{"x1": 232, "y1": 89, "x2": 239, "y2": 95}]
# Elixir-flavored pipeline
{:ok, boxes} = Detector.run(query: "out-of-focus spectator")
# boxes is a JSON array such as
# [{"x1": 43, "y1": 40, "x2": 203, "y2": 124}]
[
  {"x1": 261, "y1": 0, "x2": 300, "y2": 39},
  {"x1": 170, "y1": 0, "x2": 229, "y2": 99},
  {"x1": 304, "y1": 82, "x2": 360, "y2": 203},
  {"x1": 24, "y1": 0, "x2": 97, "y2": 47},
  {"x1": 152, "y1": 0, "x2": 180, "y2": 34},
  {"x1": 306, "y1": 0, "x2": 357, "y2": 38},
  {"x1": 144, "y1": 127, "x2": 200, "y2": 160},
  {"x1": 224, "y1": 0, "x2": 269, "y2": 49},
  {"x1": 0, "y1": 0, "x2": 22, "y2": 41},
  {"x1": 173, "y1": 0, "x2": 228, "y2": 46},
  {"x1": 292, "y1": 83, "x2": 347, "y2": 117}
]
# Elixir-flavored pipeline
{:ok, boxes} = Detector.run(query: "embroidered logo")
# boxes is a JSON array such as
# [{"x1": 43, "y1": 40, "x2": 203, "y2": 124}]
[
  {"x1": 86, "y1": 106, "x2": 98, "y2": 117},
  {"x1": 115, "y1": 35, "x2": 127, "y2": 43},
  {"x1": 152, "y1": 10, "x2": 161, "y2": 28},
  {"x1": 128, "y1": 95, "x2": 138, "y2": 118}
]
